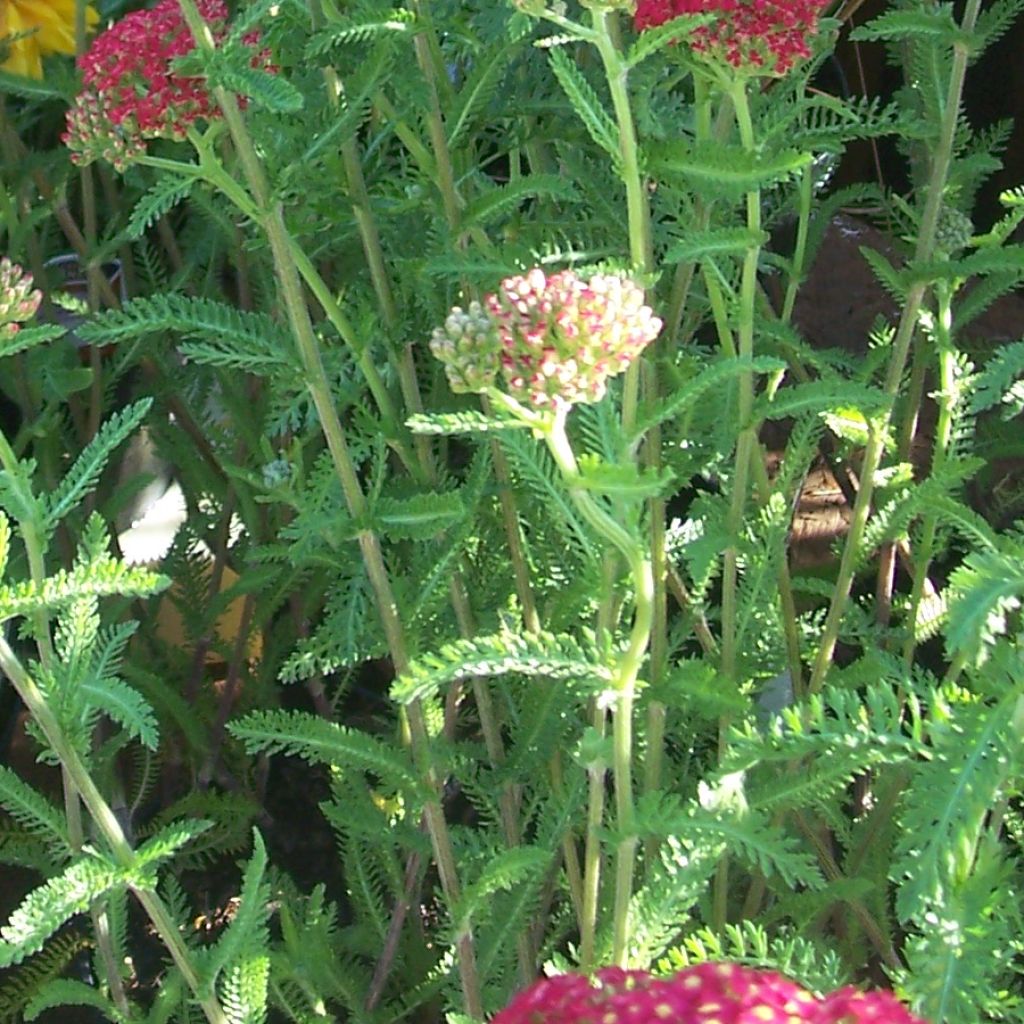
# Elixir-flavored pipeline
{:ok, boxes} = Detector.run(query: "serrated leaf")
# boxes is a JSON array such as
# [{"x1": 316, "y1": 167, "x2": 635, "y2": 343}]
[
  {"x1": 228, "y1": 711, "x2": 423, "y2": 795},
  {"x1": 45, "y1": 399, "x2": 152, "y2": 531},
  {"x1": 0, "y1": 323, "x2": 65, "y2": 360},
  {"x1": 372, "y1": 491, "x2": 464, "y2": 540},
  {"x1": 463, "y1": 174, "x2": 578, "y2": 230},
  {"x1": 135, "y1": 819, "x2": 214, "y2": 879},
  {"x1": 76, "y1": 295, "x2": 293, "y2": 366},
  {"x1": 894, "y1": 692, "x2": 1021, "y2": 922},
  {"x1": 204, "y1": 830, "x2": 270, "y2": 990},
  {"x1": 79, "y1": 676, "x2": 159, "y2": 750},
  {"x1": 849, "y1": 6, "x2": 963, "y2": 44},
  {"x1": 25, "y1": 979, "x2": 128, "y2": 1023},
  {"x1": 633, "y1": 355, "x2": 785, "y2": 439},
  {"x1": 576, "y1": 455, "x2": 675, "y2": 501},
  {"x1": 407, "y1": 410, "x2": 525, "y2": 435},
  {"x1": 0, "y1": 767, "x2": 70, "y2": 856},
  {"x1": 626, "y1": 13, "x2": 710, "y2": 66},
  {"x1": 0, "y1": 856, "x2": 121, "y2": 966},
  {"x1": 945, "y1": 548, "x2": 1024, "y2": 661},
  {"x1": 548, "y1": 47, "x2": 621, "y2": 168},
  {"x1": 447, "y1": 42, "x2": 516, "y2": 151},
  {"x1": 663, "y1": 228, "x2": 770, "y2": 264},
  {"x1": 648, "y1": 141, "x2": 812, "y2": 196},
  {"x1": 450, "y1": 846, "x2": 550, "y2": 940},
  {"x1": 753, "y1": 381, "x2": 887, "y2": 425},
  {"x1": 125, "y1": 176, "x2": 196, "y2": 241},
  {"x1": 218, "y1": 66, "x2": 304, "y2": 113},
  {"x1": 0, "y1": 559, "x2": 168, "y2": 623},
  {"x1": 391, "y1": 629, "x2": 611, "y2": 705}
]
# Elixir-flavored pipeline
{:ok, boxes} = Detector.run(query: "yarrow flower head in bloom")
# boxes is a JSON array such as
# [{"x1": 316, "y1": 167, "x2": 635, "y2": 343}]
[
  {"x1": 1, "y1": 0, "x2": 97, "y2": 79},
  {"x1": 62, "y1": 0, "x2": 270, "y2": 170},
  {"x1": 493, "y1": 964, "x2": 927, "y2": 1024},
  {"x1": 0, "y1": 257, "x2": 42, "y2": 338},
  {"x1": 634, "y1": 0, "x2": 830, "y2": 76},
  {"x1": 431, "y1": 269, "x2": 661, "y2": 412}
]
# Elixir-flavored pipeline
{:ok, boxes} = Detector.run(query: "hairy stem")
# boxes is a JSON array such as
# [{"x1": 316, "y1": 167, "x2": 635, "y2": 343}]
[
  {"x1": 175, "y1": 2, "x2": 482, "y2": 1010},
  {"x1": 545, "y1": 409, "x2": 653, "y2": 967},
  {"x1": 901, "y1": 282, "x2": 956, "y2": 666}
]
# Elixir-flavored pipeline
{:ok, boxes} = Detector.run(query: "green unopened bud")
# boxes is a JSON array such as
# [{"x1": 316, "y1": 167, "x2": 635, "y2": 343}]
[
  {"x1": 934, "y1": 205, "x2": 974, "y2": 256},
  {"x1": 429, "y1": 301, "x2": 500, "y2": 394}
]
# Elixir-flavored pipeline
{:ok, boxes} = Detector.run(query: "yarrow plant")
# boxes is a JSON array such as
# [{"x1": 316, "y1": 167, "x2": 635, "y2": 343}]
[
  {"x1": 494, "y1": 965, "x2": 926, "y2": 1024},
  {"x1": 1, "y1": 0, "x2": 1022, "y2": 1019},
  {"x1": 0, "y1": 257, "x2": 41, "y2": 336},
  {"x1": 62, "y1": 0, "x2": 267, "y2": 169},
  {"x1": 634, "y1": 0, "x2": 831, "y2": 74},
  {"x1": 430, "y1": 269, "x2": 662, "y2": 410}
]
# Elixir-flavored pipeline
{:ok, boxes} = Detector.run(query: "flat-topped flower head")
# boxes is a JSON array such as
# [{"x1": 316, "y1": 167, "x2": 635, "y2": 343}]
[
  {"x1": 814, "y1": 987, "x2": 925, "y2": 1024},
  {"x1": 485, "y1": 268, "x2": 662, "y2": 409},
  {"x1": 0, "y1": 257, "x2": 42, "y2": 336},
  {"x1": 63, "y1": 0, "x2": 271, "y2": 169},
  {"x1": 493, "y1": 967, "x2": 707, "y2": 1024},
  {"x1": 494, "y1": 964, "x2": 927, "y2": 1024},
  {"x1": 634, "y1": 0, "x2": 829, "y2": 76},
  {"x1": 429, "y1": 270, "x2": 661, "y2": 412}
]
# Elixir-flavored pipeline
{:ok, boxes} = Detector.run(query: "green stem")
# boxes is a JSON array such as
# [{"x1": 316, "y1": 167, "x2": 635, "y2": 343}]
[
  {"x1": 780, "y1": 163, "x2": 814, "y2": 325},
  {"x1": 544, "y1": 409, "x2": 652, "y2": 967},
  {"x1": 175, "y1": 2, "x2": 481, "y2": 1010},
  {"x1": 901, "y1": 282, "x2": 956, "y2": 666},
  {"x1": 411, "y1": 0, "x2": 463, "y2": 238},
  {"x1": 712, "y1": 76, "x2": 763, "y2": 932},
  {"x1": 588, "y1": 8, "x2": 652, "y2": 435},
  {"x1": 720, "y1": 79, "x2": 761, "y2": 687},
  {"x1": 807, "y1": 0, "x2": 982, "y2": 692}
]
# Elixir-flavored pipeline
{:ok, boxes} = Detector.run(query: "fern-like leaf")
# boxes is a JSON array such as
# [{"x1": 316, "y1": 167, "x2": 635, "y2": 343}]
[
  {"x1": 44, "y1": 399, "x2": 152, "y2": 531},
  {"x1": 76, "y1": 294, "x2": 293, "y2": 371},
  {"x1": 204, "y1": 832, "x2": 271, "y2": 1013},
  {"x1": 228, "y1": 711, "x2": 423, "y2": 795},
  {"x1": 449, "y1": 846, "x2": 550, "y2": 941},
  {"x1": 391, "y1": 628, "x2": 612, "y2": 705},
  {"x1": 548, "y1": 48, "x2": 621, "y2": 169},
  {"x1": 0, "y1": 768, "x2": 70, "y2": 859},
  {"x1": 0, "y1": 855, "x2": 121, "y2": 966},
  {"x1": 125, "y1": 176, "x2": 197, "y2": 240},
  {"x1": 894, "y1": 687, "x2": 1022, "y2": 922},
  {"x1": 25, "y1": 979, "x2": 128, "y2": 1023}
]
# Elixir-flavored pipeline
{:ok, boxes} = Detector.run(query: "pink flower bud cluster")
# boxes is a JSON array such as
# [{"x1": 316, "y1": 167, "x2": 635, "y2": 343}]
[
  {"x1": 494, "y1": 964, "x2": 926, "y2": 1024},
  {"x1": 492, "y1": 269, "x2": 662, "y2": 408},
  {"x1": 431, "y1": 270, "x2": 661, "y2": 409},
  {"x1": 634, "y1": 0, "x2": 829, "y2": 76},
  {"x1": 63, "y1": 0, "x2": 270, "y2": 169},
  {"x1": 0, "y1": 258, "x2": 43, "y2": 339},
  {"x1": 486, "y1": 269, "x2": 661, "y2": 408}
]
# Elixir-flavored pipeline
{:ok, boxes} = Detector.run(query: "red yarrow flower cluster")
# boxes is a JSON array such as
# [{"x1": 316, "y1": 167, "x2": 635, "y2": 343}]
[
  {"x1": 634, "y1": 0, "x2": 829, "y2": 76},
  {"x1": 0, "y1": 258, "x2": 43, "y2": 339},
  {"x1": 63, "y1": 0, "x2": 269, "y2": 169},
  {"x1": 494, "y1": 964, "x2": 927, "y2": 1024}
]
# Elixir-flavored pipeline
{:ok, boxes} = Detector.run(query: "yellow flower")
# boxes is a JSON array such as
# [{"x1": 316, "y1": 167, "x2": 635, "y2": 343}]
[{"x1": 1, "y1": 0, "x2": 98, "y2": 78}]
